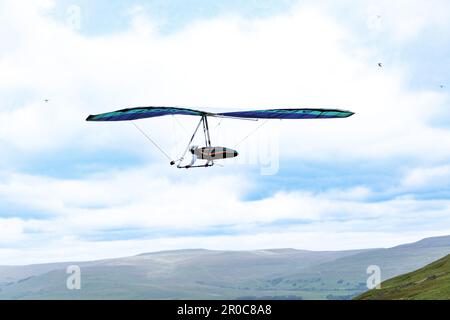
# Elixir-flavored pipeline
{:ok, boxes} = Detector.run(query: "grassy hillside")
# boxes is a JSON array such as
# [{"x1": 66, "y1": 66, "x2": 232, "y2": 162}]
[
  {"x1": 259, "y1": 237, "x2": 450, "y2": 299},
  {"x1": 355, "y1": 254, "x2": 450, "y2": 300}
]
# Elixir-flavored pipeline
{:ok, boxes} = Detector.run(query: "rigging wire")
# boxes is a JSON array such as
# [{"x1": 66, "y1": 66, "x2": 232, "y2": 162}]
[
  {"x1": 213, "y1": 118, "x2": 223, "y2": 131},
  {"x1": 212, "y1": 118, "x2": 222, "y2": 142},
  {"x1": 172, "y1": 115, "x2": 189, "y2": 135},
  {"x1": 131, "y1": 121, "x2": 172, "y2": 161},
  {"x1": 233, "y1": 119, "x2": 269, "y2": 148},
  {"x1": 171, "y1": 115, "x2": 176, "y2": 158}
]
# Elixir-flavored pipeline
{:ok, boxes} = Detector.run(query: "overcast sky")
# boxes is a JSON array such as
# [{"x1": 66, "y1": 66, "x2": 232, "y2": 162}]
[{"x1": 1, "y1": 0, "x2": 450, "y2": 265}]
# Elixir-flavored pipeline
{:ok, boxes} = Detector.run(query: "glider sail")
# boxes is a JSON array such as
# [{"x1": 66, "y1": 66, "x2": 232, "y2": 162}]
[
  {"x1": 86, "y1": 107, "x2": 354, "y2": 122},
  {"x1": 86, "y1": 107, "x2": 208, "y2": 122},
  {"x1": 217, "y1": 108, "x2": 354, "y2": 119}
]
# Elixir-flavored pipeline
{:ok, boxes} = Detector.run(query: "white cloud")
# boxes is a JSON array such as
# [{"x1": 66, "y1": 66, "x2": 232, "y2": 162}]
[
  {"x1": 1, "y1": 1, "x2": 449, "y2": 162},
  {"x1": 0, "y1": 218, "x2": 26, "y2": 243},
  {"x1": 402, "y1": 165, "x2": 450, "y2": 190},
  {"x1": 1, "y1": 165, "x2": 449, "y2": 264},
  {"x1": 375, "y1": 0, "x2": 450, "y2": 42},
  {"x1": 1, "y1": 1, "x2": 450, "y2": 264}
]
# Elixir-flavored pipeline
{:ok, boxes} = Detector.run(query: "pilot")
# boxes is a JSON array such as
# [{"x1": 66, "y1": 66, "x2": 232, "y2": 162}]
[{"x1": 186, "y1": 145, "x2": 199, "y2": 168}]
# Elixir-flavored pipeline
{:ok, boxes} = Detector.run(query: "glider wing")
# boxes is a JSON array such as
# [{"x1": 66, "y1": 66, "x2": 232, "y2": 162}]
[
  {"x1": 216, "y1": 108, "x2": 354, "y2": 119},
  {"x1": 87, "y1": 107, "x2": 354, "y2": 122},
  {"x1": 86, "y1": 106, "x2": 208, "y2": 122}
]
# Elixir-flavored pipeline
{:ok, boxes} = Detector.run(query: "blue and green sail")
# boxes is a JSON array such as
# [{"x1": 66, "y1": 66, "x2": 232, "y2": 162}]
[
  {"x1": 86, "y1": 107, "x2": 207, "y2": 121},
  {"x1": 86, "y1": 106, "x2": 354, "y2": 121},
  {"x1": 218, "y1": 108, "x2": 354, "y2": 119}
]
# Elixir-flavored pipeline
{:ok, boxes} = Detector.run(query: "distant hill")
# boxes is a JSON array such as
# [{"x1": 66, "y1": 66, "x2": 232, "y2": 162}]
[
  {"x1": 355, "y1": 254, "x2": 450, "y2": 300},
  {"x1": 0, "y1": 236, "x2": 449, "y2": 300},
  {"x1": 257, "y1": 235, "x2": 450, "y2": 299},
  {"x1": 394, "y1": 235, "x2": 450, "y2": 249}
]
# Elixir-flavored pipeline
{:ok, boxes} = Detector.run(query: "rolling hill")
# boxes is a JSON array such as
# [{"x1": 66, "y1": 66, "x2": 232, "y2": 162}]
[
  {"x1": 355, "y1": 254, "x2": 450, "y2": 300},
  {"x1": 0, "y1": 236, "x2": 449, "y2": 300},
  {"x1": 251, "y1": 235, "x2": 450, "y2": 299}
]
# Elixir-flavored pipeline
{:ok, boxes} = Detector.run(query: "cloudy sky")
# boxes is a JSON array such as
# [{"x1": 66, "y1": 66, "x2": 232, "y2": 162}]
[{"x1": 1, "y1": 0, "x2": 449, "y2": 265}]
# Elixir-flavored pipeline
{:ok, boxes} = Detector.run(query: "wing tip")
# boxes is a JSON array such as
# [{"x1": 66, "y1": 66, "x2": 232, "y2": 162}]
[{"x1": 345, "y1": 111, "x2": 355, "y2": 117}]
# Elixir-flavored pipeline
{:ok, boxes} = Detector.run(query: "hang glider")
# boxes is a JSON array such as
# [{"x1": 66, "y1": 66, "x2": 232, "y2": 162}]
[
  {"x1": 86, "y1": 106, "x2": 354, "y2": 168},
  {"x1": 86, "y1": 106, "x2": 354, "y2": 122}
]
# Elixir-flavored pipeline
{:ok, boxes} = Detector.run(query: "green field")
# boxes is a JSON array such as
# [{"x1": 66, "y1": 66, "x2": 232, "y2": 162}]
[{"x1": 355, "y1": 254, "x2": 450, "y2": 300}]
